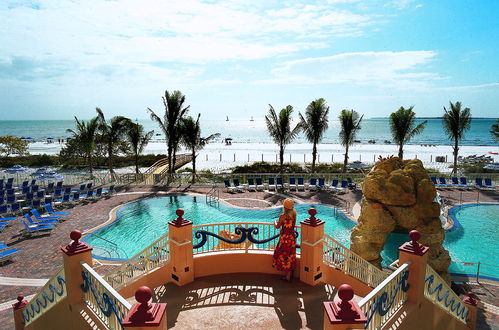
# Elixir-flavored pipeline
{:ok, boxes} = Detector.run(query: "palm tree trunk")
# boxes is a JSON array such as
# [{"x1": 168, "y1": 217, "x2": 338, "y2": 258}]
[
  {"x1": 135, "y1": 153, "x2": 139, "y2": 174},
  {"x1": 453, "y1": 138, "x2": 459, "y2": 175},
  {"x1": 343, "y1": 145, "x2": 349, "y2": 173},
  {"x1": 108, "y1": 142, "x2": 114, "y2": 175},
  {"x1": 88, "y1": 152, "x2": 93, "y2": 177},
  {"x1": 172, "y1": 149, "x2": 177, "y2": 173},
  {"x1": 191, "y1": 147, "x2": 196, "y2": 184},
  {"x1": 167, "y1": 145, "x2": 172, "y2": 173},
  {"x1": 398, "y1": 143, "x2": 404, "y2": 160},
  {"x1": 279, "y1": 144, "x2": 284, "y2": 170},
  {"x1": 312, "y1": 143, "x2": 317, "y2": 172}
]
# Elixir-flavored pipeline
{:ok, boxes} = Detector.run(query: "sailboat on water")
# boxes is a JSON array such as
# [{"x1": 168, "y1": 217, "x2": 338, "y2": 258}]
[
  {"x1": 250, "y1": 116, "x2": 254, "y2": 121},
  {"x1": 226, "y1": 116, "x2": 229, "y2": 121}
]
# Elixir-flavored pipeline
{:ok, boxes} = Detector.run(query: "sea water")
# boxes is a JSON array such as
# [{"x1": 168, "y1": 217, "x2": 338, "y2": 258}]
[{"x1": 0, "y1": 118, "x2": 497, "y2": 146}]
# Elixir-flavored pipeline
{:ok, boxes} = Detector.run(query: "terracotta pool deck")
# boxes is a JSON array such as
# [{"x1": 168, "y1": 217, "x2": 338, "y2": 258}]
[{"x1": 0, "y1": 184, "x2": 497, "y2": 329}]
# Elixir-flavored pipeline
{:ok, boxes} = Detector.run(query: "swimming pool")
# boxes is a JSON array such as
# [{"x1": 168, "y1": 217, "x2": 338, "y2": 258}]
[{"x1": 83, "y1": 196, "x2": 498, "y2": 280}]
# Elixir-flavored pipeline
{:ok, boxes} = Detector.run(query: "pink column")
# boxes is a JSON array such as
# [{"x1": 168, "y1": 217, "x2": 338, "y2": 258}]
[
  {"x1": 12, "y1": 296, "x2": 28, "y2": 330},
  {"x1": 61, "y1": 230, "x2": 93, "y2": 306},
  {"x1": 168, "y1": 209, "x2": 194, "y2": 286},
  {"x1": 398, "y1": 230, "x2": 429, "y2": 305},
  {"x1": 462, "y1": 292, "x2": 478, "y2": 330},
  {"x1": 300, "y1": 208, "x2": 325, "y2": 285},
  {"x1": 323, "y1": 284, "x2": 367, "y2": 330},
  {"x1": 123, "y1": 286, "x2": 167, "y2": 330}
]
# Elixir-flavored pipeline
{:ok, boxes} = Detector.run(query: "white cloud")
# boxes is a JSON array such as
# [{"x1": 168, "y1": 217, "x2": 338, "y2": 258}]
[{"x1": 255, "y1": 51, "x2": 440, "y2": 89}]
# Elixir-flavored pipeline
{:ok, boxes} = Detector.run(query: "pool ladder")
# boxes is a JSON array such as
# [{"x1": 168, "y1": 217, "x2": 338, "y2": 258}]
[
  {"x1": 91, "y1": 233, "x2": 129, "y2": 259},
  {"x1": 206, "y1": 186, "x2": 220, "y2": 206}
]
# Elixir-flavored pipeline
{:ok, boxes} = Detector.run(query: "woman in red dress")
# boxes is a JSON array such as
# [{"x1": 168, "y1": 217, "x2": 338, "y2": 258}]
[{"x1": 272, "y1": 198, "x2": 297, "y2": 282}]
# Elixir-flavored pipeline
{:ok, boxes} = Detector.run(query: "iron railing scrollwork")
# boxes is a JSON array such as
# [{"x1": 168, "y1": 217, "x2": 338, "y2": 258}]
[
  {"x1": 81, "y1": 263, "x2": 131, "y2": 330},
  {"x1": 193, "y1": 225, "x2": 300, "y2": 250},
  {"x1": 22, "y1": 268, "x2": 67, "y2": 326},
  {"x1": 424, "y1": 265, "x2": 469, "y2": 323},
  {"x1": 359, "y1": 262, "x2": 411, "y2": 330}
]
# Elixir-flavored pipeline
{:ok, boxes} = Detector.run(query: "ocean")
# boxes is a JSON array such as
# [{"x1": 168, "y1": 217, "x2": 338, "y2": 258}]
[{"x1": 0, "y1": 118, "x2": 497, "y2": 146}]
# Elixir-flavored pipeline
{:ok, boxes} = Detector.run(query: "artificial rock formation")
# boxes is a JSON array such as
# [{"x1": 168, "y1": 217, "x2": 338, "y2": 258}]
[{"x1": 350, "y1": 157, "x2": 451, "y2": 281}]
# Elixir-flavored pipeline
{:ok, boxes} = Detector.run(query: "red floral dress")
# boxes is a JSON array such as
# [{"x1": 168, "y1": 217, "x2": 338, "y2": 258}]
[{"x1": 272, "y1": 211, "x2": 297, "y2": 272}]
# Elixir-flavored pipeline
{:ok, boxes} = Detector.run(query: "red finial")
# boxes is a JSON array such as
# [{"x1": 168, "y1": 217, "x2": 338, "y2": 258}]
[
  {"x1": 12, "y1": 295, "x2": 28, "y2": 309},
  {"x1": 169, "y1": 208, "x2": 192, "y2": 227},
  {"x1": 336, "y1": 284, "x2": 359, "y2": 320},
  {"x1": 61, "y1": 229, "x2": 92, "y2": 256},
  {"x1": 398, "y1": 229, "x2": 428, "y2": 256},
  {"x1": 301, "y1": 207, "x2": 324, "y2": 227},
  {"x1": 135, "y1": 286, "x2": 152, "y2": 305}
]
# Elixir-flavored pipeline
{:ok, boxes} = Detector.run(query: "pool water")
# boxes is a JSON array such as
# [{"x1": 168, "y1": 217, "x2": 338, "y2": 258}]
[{"x1": 84, "y1": 196, "x2": 498, "y2": 279}]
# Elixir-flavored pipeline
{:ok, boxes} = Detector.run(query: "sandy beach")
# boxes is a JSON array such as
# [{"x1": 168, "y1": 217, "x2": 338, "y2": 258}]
[{"x1": 26, "y1": 141, "x2": 499, "y2": 173}]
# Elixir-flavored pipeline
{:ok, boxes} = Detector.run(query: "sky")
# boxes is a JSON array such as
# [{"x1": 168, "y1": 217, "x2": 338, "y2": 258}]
[{"x1": 0, "y1": 0, "x2": 498, "y2": 120}]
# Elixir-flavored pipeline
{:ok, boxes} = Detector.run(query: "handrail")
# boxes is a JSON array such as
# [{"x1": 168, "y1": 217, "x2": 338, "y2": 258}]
[
  {"x1": 192, "y1": 222, "x2": 301, "y2": 254},
  {"x1": 359, "y1": 262, "x2": 411, "y2": 330},
  {"x1": 22, "y1": 267, "x2": 67, "y2": 326},
  {"x1": 424, "y1": 265, "x2": 469, "y2": 323},
  {"x1": 81, "y1": 262, "x2": 131, "y2": 330},
  {"x1": 105, "y1": 232, "x2": 170, "y2": 290},
  {"x1": 323, "y1": 234, "x2": 387, "y2": 288}
]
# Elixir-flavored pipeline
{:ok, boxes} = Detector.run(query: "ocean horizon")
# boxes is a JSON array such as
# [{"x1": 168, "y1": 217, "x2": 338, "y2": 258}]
[{"x1": 0, "y1": 117, "x2": 497, "y2": 146}]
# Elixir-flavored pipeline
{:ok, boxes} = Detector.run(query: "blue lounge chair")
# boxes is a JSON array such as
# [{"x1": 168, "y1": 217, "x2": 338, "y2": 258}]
[
  {"x1": 0, "y1": 248, "x2": 20, "y2": 265},
  {"x1": 224, "y1": 179, "x2": 237, "y2": 193},
  {"x1": 7, "y1": 178, "x2": 13, "y2": 185},
  {"x1": 276, "y1": 177, "x2": 284, "y2": 191},
  {"x1": 86, "y1": 183, "x2": 93, "y2": 190},
  {"x1": 297, "y1": 177, "x2": 305, "y2": 191},
  {"x1": 475, "y1": 178, "x2": 485, "y2": 189},
  {"x1": 247, "y1": 178, "x2": 256, "y2": 191},
  {"x1": 255, "y1": 178, "x2": 264, "y2": 191},
  {"x1": 9, "y1": 203, "x2": 20, "y2": 215},
  {"x1": 5, "y1": 183, "x2": 13, "y2": 190},
  {"x1": 21, "y1": 186, "x2": 30, "y2": 195},
  {"x1": 484, "y1": 178, "x2": 496, "y2": 189},
  {"x1": 46, "y1": 182, "x2": 55, "y2": 192},
  {"x1": 309, "y1": 178, "x2": 318, "y2": 191},
  {"x1": 56, "y1": 181, "x2": 63, "y2": 189},
  {"x1": 328, "y1": 179, "x2": 339, "y2": 191},
  {"x1": 71, "y1": 192, "x2": 80, "y2": 204},
  {"x1": 104, "y1": 185, "x2": 116, "y2": 196},
  {"x1": 44, "y1": 197, "x2": 53, "y2": 205},
  {"x1": 31, "y1": 199, "x2": 41, "y2": 209},
  {"x1": 0, "y1": 205, "x2": 16, "y2": 219},
  {"x1": 318, "y1": 178, "x2": 326, "y2": 190},
  {"x1": 6, "y1": 195, "x2": 15, "y2": 204},
  {"x1": 94, "y1": 187, "x2": 103, "y2": 199},
  {"x1": 36, "y1": 191, "x2": 45, "y2": 199},
  {"x1": 335, "y1": 180, "x2": 348, "y2": 193},
  {"x1": 24, "y1": 213, "x2": 58, "y2": 226},
  {"x1": 31, "y1": 185, "x2": 39, "y2": 193},
  {"x1": 29, "y1": 179, "x2": 36, "y2": 186},
  {"x1": 288, "y1": 177, "x2": 296, "y2": 191},
  {"x1": 53, "y1": 188, "x2": 62, "y2": 197},
  {"x1": 84, "y1": 189, "x2": 94, "y2": 199},
  {"x1": 31, "y1": 209, "x2": 61, "y2": 221},
  {"x1": 267, "y1": 177, "x2": 276, "y2": 191},
  {"x1": 459, "y1": 177, "x2": 473, "y2": 189},
  {"x1": 20, "y1": 219, "x2": 55, "y2": 237},
  {"x1": 44, "y1": 203, "x2": 70, "y2": 216},
  {"x1": 64, "y1": 187, "x2": 72, "y2": 195},
  {"x1": 232, "y1": 179, "x2": 245, "y2": 192},
  {"x1": 73, "y1": 184, "x2": 86, "y2": 193},
  {"x1": 347, "y1": 178, "x2": 357, "y2": 190}
]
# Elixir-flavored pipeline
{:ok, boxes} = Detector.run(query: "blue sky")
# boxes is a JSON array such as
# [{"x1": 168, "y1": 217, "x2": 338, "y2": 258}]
[{"x1": 0, "y1": 0, "x2": 498, "y2": 120}]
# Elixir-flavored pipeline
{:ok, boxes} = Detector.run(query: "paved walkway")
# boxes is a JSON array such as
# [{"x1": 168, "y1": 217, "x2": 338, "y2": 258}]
[{"x1": 0, "y1": 276, "x2": 48, "y2": 287}]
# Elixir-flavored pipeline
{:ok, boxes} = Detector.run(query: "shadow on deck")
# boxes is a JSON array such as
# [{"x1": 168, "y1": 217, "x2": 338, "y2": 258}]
[{"x1": 151, "y1": 273, "x2": 350, "y2": 330}]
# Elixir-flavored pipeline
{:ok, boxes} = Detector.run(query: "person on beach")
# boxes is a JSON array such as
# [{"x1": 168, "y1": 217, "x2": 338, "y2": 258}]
[{"x1": 272, "y1": 198, "x2": 297, "y2": 282}]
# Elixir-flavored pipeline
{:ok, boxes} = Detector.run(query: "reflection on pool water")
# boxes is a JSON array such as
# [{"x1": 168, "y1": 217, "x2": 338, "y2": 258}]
[{"x1": 83, "y1": 196, "x2": 498, "y2": 279}]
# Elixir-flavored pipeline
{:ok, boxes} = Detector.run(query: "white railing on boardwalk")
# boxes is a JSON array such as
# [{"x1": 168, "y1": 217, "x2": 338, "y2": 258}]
[
  {"x1": 105, "y1": 233, "x2": 170, "y2": 290},
  {"x1": 323, "y1": 234, "x2": 387, "y2": 288},
  {"x1": 22, "y1": 267, "x2": 67, "y2": 326},
  {"x1": 359, "y1": 262, "x2": 411, "y2": 330},
  {"x1": 81, "y1": 263, "x2": 131, "y2": 330},
  {"x1": 424, "y1": 265, "x2": 469, "y2": 324},
  {"x1": 192, "y1": 222, "x2": 301, "y2": 254}
]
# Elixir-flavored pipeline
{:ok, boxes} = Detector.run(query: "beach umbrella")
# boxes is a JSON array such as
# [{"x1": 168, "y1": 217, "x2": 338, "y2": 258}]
[
  {"x1": 31, "y1": 168, "x2": 49, "y2": 177},
  {"x1": 47, "y1": 137, "x2": 54, "y2": 139},
  {"x1": 4, "y1": 165, "x2": 29, "y2": 183}
]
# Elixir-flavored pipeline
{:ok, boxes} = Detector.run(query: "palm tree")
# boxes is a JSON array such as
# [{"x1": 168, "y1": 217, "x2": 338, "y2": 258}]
[
  {"x1": 126, "y1": 122, "x2": 154, "y2": 174},
  {"x1": 180, "y1": 114, "x2": 220, "y2": 183},
  {"x1": 265, "y1": 105, "x2": 301, "y2": 170},
  {"x1": 389, "y1": 106, "x2": 427, "y2": 160},
  {"x1": 148, "y1": 90, "x2": 190, "y2": 173},
  {"x1": 299, "y1": 98, "x2": 329, "y2": 172},
  {"x1": 96, "y1": 108, "x2": 131, "y2": 178},
  {"x1": 491, "y1": 119, "x2": 499, "y2": 141},
  {"x1": 443, "y1": 101, "x2": 472, "y2": 175},
  {"x1": 66, "y1": 116, "x2": 100, "y2": 177},
  {"x1": 339, "y1": 109, "x2": 363, "y2": 173}
]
